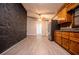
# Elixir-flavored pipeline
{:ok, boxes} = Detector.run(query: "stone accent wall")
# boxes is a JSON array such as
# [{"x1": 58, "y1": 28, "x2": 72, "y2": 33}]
[{"x1": 0, "y1": 3, "x2": 27, "y2": 53}]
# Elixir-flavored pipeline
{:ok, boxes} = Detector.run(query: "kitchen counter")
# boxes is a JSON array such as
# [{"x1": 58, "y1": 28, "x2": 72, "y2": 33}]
[
  {"x1": 54, "y1": 28, "x2": 79, "y2": 55},
  {"x1": 56, "y1": 28, "x2": 79, "y2": 32}
]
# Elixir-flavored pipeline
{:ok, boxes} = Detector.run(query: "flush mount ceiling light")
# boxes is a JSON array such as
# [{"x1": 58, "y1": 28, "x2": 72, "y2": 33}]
[{"x1": 39, "y1": 14, "x2": 54, "y2": 20}]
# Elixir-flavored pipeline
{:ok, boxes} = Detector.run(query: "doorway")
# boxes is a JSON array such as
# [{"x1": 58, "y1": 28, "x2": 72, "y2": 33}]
[{"x1": 36, "y1": 20, "x2": 42, "y2": 36}]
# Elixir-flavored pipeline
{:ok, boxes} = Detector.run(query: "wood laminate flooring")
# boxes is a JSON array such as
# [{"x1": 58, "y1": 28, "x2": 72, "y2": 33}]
[{"x1": 1, "y1": 36, "x2": 70, "y2": 55}]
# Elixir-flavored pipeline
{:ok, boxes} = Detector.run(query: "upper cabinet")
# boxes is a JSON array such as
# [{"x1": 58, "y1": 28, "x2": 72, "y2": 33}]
[
  {"x1": 57, "y1": 7, "x2": 67, "y2": 23},
  {"x1": 53, "y1": 3, "x2": 78, "y2": 24},
  {"x1": 58, "y1": 7, "x2": 67, "y2": 20},
  {"x1": 66, "y1": 3, "x2": 78, "y2": 11}
]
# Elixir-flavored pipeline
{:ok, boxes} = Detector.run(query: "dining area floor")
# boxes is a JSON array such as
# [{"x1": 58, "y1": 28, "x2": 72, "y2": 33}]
[{"x1": 1, "y1": 36, "x2": 70, "y2": 55}]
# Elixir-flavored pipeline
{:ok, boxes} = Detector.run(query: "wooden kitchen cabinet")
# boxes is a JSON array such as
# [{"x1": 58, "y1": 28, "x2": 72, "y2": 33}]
[
  {"x1": 62, "y1": 38, "x2": 69, "y2": 50},
  {"x1": 69, "y1": 40, "x2": 79, "y2": 54},
  {"x1": 54, "y1": 31, "x2": 62, "y2": 45},
  {"x1": 61, "y1": 32, "x2": 70, "y2": 50},
  {"x1": 62, "y1": 32, "x2": 69, "y2": 37},
  {"x1": 66, "y1": 12, "x2": 73, "y2": 23},
  {"x1": 70, "y1": 36, "x2": 79, "y2": 43},
  {"x1": 67, "y1": 3, "x2": 78, "y2": 11},
  {"x1": 70, "y1": 32, "x2": 79, "y2": 38},
  {"x1": 54, "y1": 31, "x2": 79, "y2": 55},
  {"x1": 69, "y1": 32, "x2": 79, "y2": 54},
  {"x1": 54, "y1": 3, "x2": 78, "y2": 24},
  {"x1": 57, "y1": 7, "x2": 67, "y2": 24},
  {"x1": 58, "y1": 8, "x2": 67, "y2": 20},
  {"x1": 53, "y1": 3, "x2": 79, "y2": 55},
  {"x1": 55, "y1": 36, "x2": 61, "y2": 45}
]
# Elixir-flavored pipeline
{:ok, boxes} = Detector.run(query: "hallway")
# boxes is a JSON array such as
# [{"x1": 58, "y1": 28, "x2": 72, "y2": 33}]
[{"x1": 1, "y1": 36, "x2": 70, "y2": 55}]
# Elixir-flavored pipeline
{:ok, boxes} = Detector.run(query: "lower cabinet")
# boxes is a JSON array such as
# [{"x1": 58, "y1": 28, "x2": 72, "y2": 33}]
[
  {"x1": 54, "y1": 31, "x2": 79, "y2": 55},
  {"x1": 54, "y1": 32, "x2": 61, "y2": 45},
  {"x1": 69, "y1": 40, "x2": 79, "y2": 54},
  {"x1": 55, "y1": 36, "x2": 61, "y2": 45},
  {"x1": 61, "y1": 32, "x2": 69, "y2": 50},
  {"x1": 62, "y1": 38, "x2": 69, "y2": 50}
]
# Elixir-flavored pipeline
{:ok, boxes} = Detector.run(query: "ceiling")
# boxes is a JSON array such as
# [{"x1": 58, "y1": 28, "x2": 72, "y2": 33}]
[{"x1": 22, "y1": 3, "x2": 64, "y2": 20}]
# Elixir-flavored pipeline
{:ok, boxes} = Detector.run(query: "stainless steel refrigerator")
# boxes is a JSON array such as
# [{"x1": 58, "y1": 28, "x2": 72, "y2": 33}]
[{"x1": 48, "y1": 20, "x2": 60, "y2": 41}]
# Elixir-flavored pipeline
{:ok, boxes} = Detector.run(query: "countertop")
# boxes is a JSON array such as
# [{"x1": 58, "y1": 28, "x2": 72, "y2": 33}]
[{"x1": 56, "y1": 28, "x2": 79, "y2": 32}]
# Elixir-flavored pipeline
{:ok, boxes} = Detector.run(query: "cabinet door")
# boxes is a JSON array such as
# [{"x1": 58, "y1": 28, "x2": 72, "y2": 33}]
[
  {"x1": 54, "y1": 31, "x2": 62, "y2": 45},
  {"x1": 62, "y1": 38, "x2": 69, "y2": 50},
  {"x1": 67, "y1": 3, "x2": 78, "y2": 11},
  {"x1": 69, "y1": 40, "x2": 79, "y2": 54},
  {"x1": 55, "y1": 36, "x2": 61, "y2": 45}
]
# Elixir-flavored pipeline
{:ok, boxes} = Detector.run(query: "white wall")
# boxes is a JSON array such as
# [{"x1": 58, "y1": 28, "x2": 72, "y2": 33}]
[
  {"x1": 27, "y1": 17, "x2": 37, "y2": 35},
  {"x1": 26, "y1": 11, "x2": 49, "y2": 36},
  {"x1": 26, "y1": 11, "x2": 39, "y2": 36},
  {"x1": 42, "y1": 20, "x2": 49, "y2": 36},
  {"x1": 27, "y1": 18, "x2": 49, "y2": 36}
]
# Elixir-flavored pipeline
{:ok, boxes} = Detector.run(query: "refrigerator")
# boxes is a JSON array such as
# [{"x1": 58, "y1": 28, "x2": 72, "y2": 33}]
[{"x1": 48, "y1": 20, "x2": 60, "y2": 41}]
